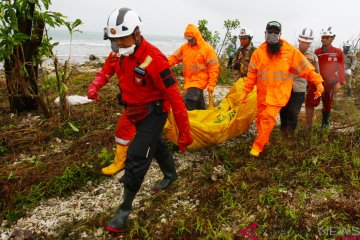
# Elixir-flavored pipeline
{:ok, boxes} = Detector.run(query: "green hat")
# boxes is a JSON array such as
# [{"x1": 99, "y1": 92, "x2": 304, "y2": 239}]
[{"x1": 266, "y1": 21, "x2": 281, "y2": 31}]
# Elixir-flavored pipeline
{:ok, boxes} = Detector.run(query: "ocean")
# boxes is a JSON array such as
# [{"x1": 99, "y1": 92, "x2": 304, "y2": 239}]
[
  {"x1": 0, "y1": 30, "x2": 183, "y2": 69},
  {"x1": 49, "y1": 30, "x2": 184, "y2": 63}
]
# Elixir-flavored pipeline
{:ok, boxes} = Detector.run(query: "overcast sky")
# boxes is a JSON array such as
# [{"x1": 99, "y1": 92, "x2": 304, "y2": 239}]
[{"x1": 50, "y1": 0, "x2": 360, "y2": 47}]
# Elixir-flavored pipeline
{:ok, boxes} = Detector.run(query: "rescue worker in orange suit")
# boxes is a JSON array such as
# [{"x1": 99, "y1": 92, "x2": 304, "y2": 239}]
[
  {"x1": 280, "y1": 28, "x2": 319, "y2": 136},
  {"x1": 305, "y1": 26, "x2": 345, "y2": 129},
  {"x1": 89, "y1": 7, "x2": 193, "y2": 233},
  {"x1": 88, "y1": 40, "x2": 136, "y2": 175},
  {"x1": 168, "y1": 24, "x2": 220, "y2": 110},
  {"x1": 240, "y1": 21, "x2": 324, "y2": 157}
]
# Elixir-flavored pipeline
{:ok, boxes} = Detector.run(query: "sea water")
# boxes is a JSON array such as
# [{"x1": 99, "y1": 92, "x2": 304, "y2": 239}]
[{"x1": 49, "y1": 29, "x2": 184, "y2": 63}]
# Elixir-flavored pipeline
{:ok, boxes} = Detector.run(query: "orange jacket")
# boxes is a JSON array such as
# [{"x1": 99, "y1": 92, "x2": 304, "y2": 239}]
[
  {"x1": 168, "y1": 24, "x2": 219, "y2": 90},
  {"x1": 243, "y1": 39, "x2": 323, "y2": 107}
]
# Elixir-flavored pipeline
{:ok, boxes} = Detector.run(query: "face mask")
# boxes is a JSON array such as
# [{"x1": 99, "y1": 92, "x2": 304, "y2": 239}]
[
  {"x1": 119, "y1": 44, "x2": 136, "y2": 56},
  {"x1": 110, "y1": 40, "x2": 119, "y2": 53},
  {"x1": 266, "y1": 33, "x2": 280, "y2": 44},
  {"x1": 187, "y1": 38, "x2": 196, "y2": 46}
]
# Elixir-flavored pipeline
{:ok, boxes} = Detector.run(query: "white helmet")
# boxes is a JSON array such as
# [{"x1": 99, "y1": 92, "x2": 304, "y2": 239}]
[
  {"x1": 239, "y1": 27, "x2": 253, "y2": 39},
  {"x1": 298, "y1": 28, "x2": 314, "y2": 43},
  {"x1": 321, "y1": 26, "x2": 336, "y2": 37},
  {"x1": 343, "y1": 40, "x2": 351, "y2": 47},
  {"x1": 104, "y1": 8, "x2": 143, "y2": 39}
]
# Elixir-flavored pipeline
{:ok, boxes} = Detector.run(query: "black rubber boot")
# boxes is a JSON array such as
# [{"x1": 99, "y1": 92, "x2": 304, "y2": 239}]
[
  {"x1": 348, "y1": 88, "x2": 352, "y2": 98},
  {"x1": 321, "y1": 112, "x2": 330, "y2": 129},
  {"x1": 105, "y1": 187, "x2": 137, "y2": 233},
  {"x1": 152, "y1": 155, "x2": 178, "y2": 192}
]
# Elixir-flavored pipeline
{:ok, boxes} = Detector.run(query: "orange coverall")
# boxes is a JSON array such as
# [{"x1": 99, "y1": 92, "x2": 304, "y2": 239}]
[
  {"x1": 168, "y1": 24, "x2": 219, "y2": 91},
  {"x1": 242, "y1": 39, "x2": 323, "y2": 153}
]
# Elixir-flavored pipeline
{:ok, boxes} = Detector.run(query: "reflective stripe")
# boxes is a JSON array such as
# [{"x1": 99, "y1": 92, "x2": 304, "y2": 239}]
[
  {"x1": 206, "y1": 58, "x2": 219, "y2": 65},
  {"x1": 196, "y1": 65, "x2": 207, "y2": 69},
  {"x1": 257, "y1": 71, "x2": 268, "y2": 81},
  {"x1": 274, "y1": 77, "x2": 293, "y2": 81},
  {"x1": 297, "y1": 61, "x2": 311, "y2": 75},
  {"x1": 249, "y1": 62, "x2": 257, "y2": 68},
  {"x1": 208, "y1": 61, "x2": 219, "y2": 66},
  {"x1": 139, "y1": 55, "x2": 153, "y2": 68},
  {"x1": 190, "y1": 64, "x2": 207, "y2": 72},
  {"x1": 115, "y1": 136, "x2": 130, "y2": 145},
  {"x1": 317, "y1": 52, "x2": 337, "y2": 57},
  {"x1": 274, "y1": 71, "x2": 292, "y2": 76},
  {"x1": 248, "y1": 62, "x2": 257, "y2": 71},
  {"x1": 274, "y1": 72, "x2": 294, "y2": 81},
  {"x1": 145, "y1": 147, "x2": 150, "y2": 158},
  {"x1": 294, "y1": 58, "x2": 307, "y2": 73}
]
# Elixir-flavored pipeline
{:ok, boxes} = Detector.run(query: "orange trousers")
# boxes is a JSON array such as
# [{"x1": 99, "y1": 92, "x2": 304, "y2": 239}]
[{"x1": 252, "y1": 104, "x2": 282, "y2": 153}]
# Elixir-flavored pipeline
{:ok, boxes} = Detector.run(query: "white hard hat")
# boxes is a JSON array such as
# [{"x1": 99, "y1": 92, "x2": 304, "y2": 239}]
[
  {"x1": 104, "y1": 8, "x2": 143, "y2": 39},
  {"x1": 343, "y1": 40, "x2": 351, "y2": 47},
  {"x1": 321, "y1": 26, "x2": 336, "y2": 37},
  {"x1": 239, "y1": 27, "x2": 253, "y2": 39},
  {"x1": 298, "y1": 28, "x2": 314, "y2": 43}
]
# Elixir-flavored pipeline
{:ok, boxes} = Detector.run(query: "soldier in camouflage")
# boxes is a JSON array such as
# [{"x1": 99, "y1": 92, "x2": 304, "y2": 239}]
[
  {"x1": 343, "y1": 40, "x2": 358, "y2": 98},
  {"x1": 232, "y1": 27, "x2": 257, "y2": 78}
]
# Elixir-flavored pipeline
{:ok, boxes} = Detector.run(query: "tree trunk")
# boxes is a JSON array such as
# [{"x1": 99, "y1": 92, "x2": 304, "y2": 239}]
[{"x1": 5, "y1": 2, "x2": 40, "y2": 113}]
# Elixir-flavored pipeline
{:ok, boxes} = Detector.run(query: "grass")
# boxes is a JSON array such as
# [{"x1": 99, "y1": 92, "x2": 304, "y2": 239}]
[
  {"x1": 0, "y1": 65, "x2": 360, "y2": 239},
  {"x1": 118, "y1": 97, "x2": 360, "y2": 239},
  {"x1": 0, "y1": 70, "x2": 119, "y2": 223}
]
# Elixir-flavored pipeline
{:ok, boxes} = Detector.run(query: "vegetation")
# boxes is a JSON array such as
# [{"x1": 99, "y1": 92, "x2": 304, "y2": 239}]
[
  {"x1": 0, "y1": 8, "x2": 359, "y2": 239},
  {"x1": 197, "y1": 18, "x2": 240, "y2": 56},
  {"x1": 186, "y1": 19, "x2": 241, "y2": 85},
  {"x1": 198, "y1": 19, "x2": 221, "y2": 50},
  {"x1": 1, "y1": 62, "x2": 359, "y2": 238},
  {"x1": 0, "y1": 0, "x2": 81, "y2": 117}
]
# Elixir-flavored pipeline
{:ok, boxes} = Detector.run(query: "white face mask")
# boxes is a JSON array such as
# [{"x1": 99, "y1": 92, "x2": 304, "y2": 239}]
[{"x1": 119, "y1": 45, "x2": 136, "y2": 56}]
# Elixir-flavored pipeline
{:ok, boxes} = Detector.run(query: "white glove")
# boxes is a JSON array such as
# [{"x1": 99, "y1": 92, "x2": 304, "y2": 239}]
[{"x1": 345, "y1": 69, "x2": 352, "y2": 75}]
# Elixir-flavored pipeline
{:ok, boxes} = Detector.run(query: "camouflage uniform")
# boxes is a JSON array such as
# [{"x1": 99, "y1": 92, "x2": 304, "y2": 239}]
[
  {"x1": 344, "y1": 51, "x2": 358, "y2": 97},
  {"x1": 232, "y1": 44, "x2": 257, "y2": 77}
]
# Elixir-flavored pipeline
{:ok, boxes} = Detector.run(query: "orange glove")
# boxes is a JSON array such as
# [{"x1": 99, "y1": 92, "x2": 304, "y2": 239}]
[
  {"x1": 87, "y1": 84, "x2": 100, "y2": 100},
  {"x1": 314, "y1": 83, "x2": 324, "y2": 98},
  {"x1": 207, "y1": 86, "x2": 214, "y2": 94},
  {"x1": 240, "y1": 92, "x2": 248, "y2": 104}
]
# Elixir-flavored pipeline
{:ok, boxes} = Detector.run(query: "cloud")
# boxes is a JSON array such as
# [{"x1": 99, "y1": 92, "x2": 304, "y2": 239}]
[{"x1": 50, "y1": 0, "x2": 360, "y2": 47}]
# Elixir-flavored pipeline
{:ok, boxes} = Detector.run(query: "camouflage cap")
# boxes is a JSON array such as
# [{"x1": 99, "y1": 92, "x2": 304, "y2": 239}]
[{"x1": 266, "y1": 21, "x2": 281, "y2": 31}]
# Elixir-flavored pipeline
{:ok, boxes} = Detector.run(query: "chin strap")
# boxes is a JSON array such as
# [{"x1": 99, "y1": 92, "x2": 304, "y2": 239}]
[{"x1": 132, "y1": 29, "x2": 142, "y2": 51}]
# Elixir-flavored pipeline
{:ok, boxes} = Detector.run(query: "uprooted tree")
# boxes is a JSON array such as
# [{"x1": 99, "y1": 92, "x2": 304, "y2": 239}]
[{"x1": 0, "y1": 0, "x2": 81, "y2": 117}]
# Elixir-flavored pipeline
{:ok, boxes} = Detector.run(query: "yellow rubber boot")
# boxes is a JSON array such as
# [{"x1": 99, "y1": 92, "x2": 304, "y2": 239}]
[
  {"x1": 101, "y1": 145, "x2": 128, "y2": 175},
  {"x1": 249, "y1": 148, "x2": 260, "y2": 157}
]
